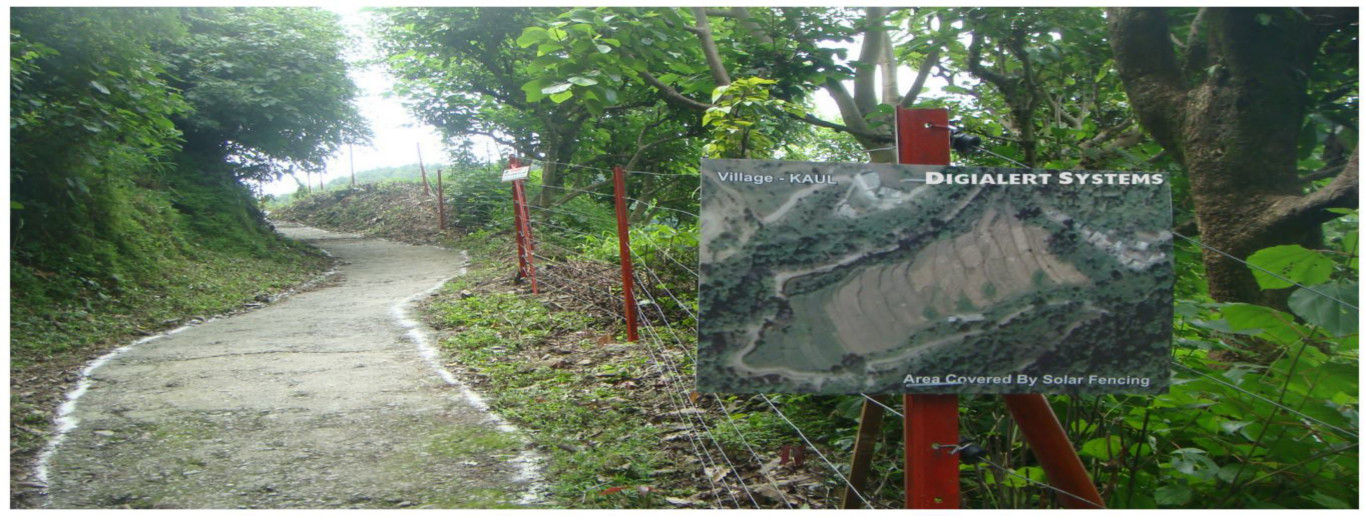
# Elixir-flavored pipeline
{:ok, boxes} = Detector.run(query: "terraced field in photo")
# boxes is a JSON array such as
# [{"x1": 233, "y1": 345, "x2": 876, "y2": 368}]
[{"x1": 698, "y1": 160, "x2": 1173, "y2": 394}]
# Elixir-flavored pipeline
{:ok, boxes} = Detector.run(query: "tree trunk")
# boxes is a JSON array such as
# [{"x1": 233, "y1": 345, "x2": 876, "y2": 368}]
[{"x1": 1108, "y1": 7, "x2": 1358, "y2": 305}]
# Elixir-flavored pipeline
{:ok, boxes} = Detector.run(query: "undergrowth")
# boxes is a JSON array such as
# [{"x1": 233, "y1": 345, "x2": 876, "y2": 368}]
[{"x1": 424, "y1": 259, "x2": 682, "y2": 507}]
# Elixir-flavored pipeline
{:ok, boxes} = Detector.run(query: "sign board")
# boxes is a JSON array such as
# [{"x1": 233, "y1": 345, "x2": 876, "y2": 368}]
[
  {"x1": 697, "y1": 159, "x2": 1173, "y2": 394},
  {"x1": 501, "y1": 166, "x2": 530, "y2": 182}
]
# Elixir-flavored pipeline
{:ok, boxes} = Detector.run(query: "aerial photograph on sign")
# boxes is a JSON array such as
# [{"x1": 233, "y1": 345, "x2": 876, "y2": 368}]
[{"x1": 697, "y1": 159, "x2": 1173, "y2": 394}]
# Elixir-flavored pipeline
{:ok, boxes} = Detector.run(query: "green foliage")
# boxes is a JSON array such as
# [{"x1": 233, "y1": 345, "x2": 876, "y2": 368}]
[
  {"x1": 702, "y1": 77, "x2": 806, "y2": 159},
  {"x1": 1288, "y1": 282, "x2": 1358, "y2": 336},
  {"x1": 10, "y1": 8, "x2": 190, "y2": 273},
  {"x1": 9, "y1": 7, "x2": 356, "y2": 373},
  {"x1": 168, "y1": 7, "x2": 368, "y2": 181},
  {"x1": 1019, "y1": 212, "x2": 1359, "y2": 509},
  {"x1": 579, "y1": 222, "x2": 699, "y2": 325},
  {"x1": 446, "y1": 165, "x2": 519, "y2": 231},
  {"x1": 426, "y1": 270, "x2": 678, "y2": 508}
]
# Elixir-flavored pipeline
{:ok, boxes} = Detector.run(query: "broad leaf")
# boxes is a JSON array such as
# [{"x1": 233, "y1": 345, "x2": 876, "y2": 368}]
[
  {"x1": 513, "y1": 26, "x2": 546, "y2": 47},
  {"x1": 540, "y1": 82, "x2": 573, "y2": 95},
  {"x1": 1245, "y1": 244, "x2": 1333, "y2": 290},
  {"x1": 1220, "y1": 303, "x2": 1303, "y2": 345},
  {"x1": 1288, "y1": 282, "x2": 1358, "y2": 336},
  {"x1": 549, "y1": 90, "x2": 573, "y2": 103},
  {"x1": 1155, "y1": 484, "x2": 1192, "y2": 506}
]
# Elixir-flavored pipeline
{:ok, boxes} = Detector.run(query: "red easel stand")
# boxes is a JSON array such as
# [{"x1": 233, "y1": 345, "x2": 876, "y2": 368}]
[{"x1": 895, "y1": 107, "x2": 1104, "y2": 509}]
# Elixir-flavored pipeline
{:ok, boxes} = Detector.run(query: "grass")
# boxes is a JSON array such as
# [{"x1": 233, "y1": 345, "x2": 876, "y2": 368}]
[
  {"x1": 428, "y1": 425, "x2": 524, "y2": 459},
  {"x1": 9, "y1": 242, "x2": 330, "y2": 370},
  {"x1": 423, "y1": 252, "x2": 691, "y2": 508}
]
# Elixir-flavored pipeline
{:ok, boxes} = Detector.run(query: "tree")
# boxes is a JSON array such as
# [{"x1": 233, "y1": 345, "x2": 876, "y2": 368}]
[
  {"x1": 1108, "y1": 7, "x2": 1358, "y2": 304},
  {"x1": 166, "y1": 7, "x2": 369, "y2": 182},
  {"x1": 936, "y1": 8, "x2": 1144, "y2": 169},
  {"x1": 374, "y1": 7, "x2": 594, "y2": 203},
  {"x1": 376, "y1": 7, "x2": 711, "y2": 211}
]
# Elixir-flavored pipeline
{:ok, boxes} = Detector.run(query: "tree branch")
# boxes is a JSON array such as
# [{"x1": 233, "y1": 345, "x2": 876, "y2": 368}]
[
  {"x1": 879, "y1": 30, "x2": 898, "y2": 106},
  {"x1": 853, "y1": 7, "x2": 886, "y2": 114},
  {"x1": 726, "y1": 7, "x2": 773, "y2": 45},
  {"x1": 690, "y1": 7, "x2": 732, "y2": 87},
  {"x1": 822, "y1": 77, "x2": 876, "y2": 137},
  {"x1": 1264, "y1": 147, "x2": 1359, "y2": 229},
  {"x1": 1107, "y1": 7, "x2": 1188, "y2": 159},
  {"x1": 638, "y1": 69, "x2": 713, "y2": 111},
  {"x1": 785, "y1": 112, "x2": 891, "y2": 144},
  {"x1": 900, "y1": 48, "x2": 939, "y2": 107},
  {"x1": 965, "y1": 32, "x2": 1011, "y2": 90},
  {"x1": 1182, "y1": 8, "x2": 1211, "y2": 78}
]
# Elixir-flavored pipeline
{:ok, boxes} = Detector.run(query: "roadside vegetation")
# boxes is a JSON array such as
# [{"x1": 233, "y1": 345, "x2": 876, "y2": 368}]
[{"x1": 9, "y1": 7, "x2": 362, "y2": 504}]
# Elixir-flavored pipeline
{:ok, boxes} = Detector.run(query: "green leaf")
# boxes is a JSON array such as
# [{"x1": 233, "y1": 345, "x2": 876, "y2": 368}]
[
  {"x1": 1307, "y1": 491, "x2": 1350, "y2": 508},
  {"x1": 1246, "y1": 244, "x2": 1333, "y2": 289},
  {"x1": 516, "y1": 27, "x2": 549, "y2": 48},
  {"x1": 1079, "y1": 435, "x2": 1121, "y2": 459},
  {"x1": 11, "y1": 201, "x2": 24, "y2": 210},
  {"x1": 567, "y1": 76, "x2": 598, "y2": 87},
  {"x1": 521, "y1": 80, "x2": 549, "y2": 102},
  {"x1": 710, "y1": 85, "x2": 732, "y2": 103},
  {"x1": 89, "y1": 80, "x2": 110, "y2": 95},
  {"x1": 1155, "y1": 483, "x2": 1192, "y2": 506},
  {"x1": 596, "y1": 44, "x2": 612, "y2": 54},
  {"x1": 1288, "y1": 282, "x2": 1358, "y2": 336},
  {"x1": 540, "y1": 83, "x2": 573, "y2": 95},
  {"x1": 536, "y1": 42, "x2": 564, "y2": 56},
  {"x1": 549, "y1": 90, "x2": 573, "y2": 103},
  {"x1": 1220, "y1": 303, "x2": 1302, "y2": 344}
]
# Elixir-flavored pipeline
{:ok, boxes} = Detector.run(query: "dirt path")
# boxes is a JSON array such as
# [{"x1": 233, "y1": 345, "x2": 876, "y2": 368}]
[{"x1": 38, "y1": 222, "x2": 538, "y2": 508}]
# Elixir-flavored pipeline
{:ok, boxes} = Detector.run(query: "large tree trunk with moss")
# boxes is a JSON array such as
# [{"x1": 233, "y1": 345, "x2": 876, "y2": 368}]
[{"x1": 1108, "y1": 7, "x2": 1358, "y2": 305}]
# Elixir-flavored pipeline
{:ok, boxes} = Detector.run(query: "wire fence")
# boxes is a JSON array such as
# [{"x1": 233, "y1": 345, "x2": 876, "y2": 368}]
[{"x1": 398, "y1": 156, "x2": 1358, "y2": 509}]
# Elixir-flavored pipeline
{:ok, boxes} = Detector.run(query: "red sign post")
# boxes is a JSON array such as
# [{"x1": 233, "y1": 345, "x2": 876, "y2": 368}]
[
  {"x1": 896, "y1": 108, "x2": 961, "y2": 509},
  {"x1": 893, "y1": 107, "x2": 1104, "y2": 509},
  {"x1": 506, "y1": 157, "x2": 538, "y2": 294}
]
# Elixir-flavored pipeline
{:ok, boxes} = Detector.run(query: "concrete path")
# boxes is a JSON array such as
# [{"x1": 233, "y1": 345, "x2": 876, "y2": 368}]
[{"x1": 40, "y1": 222, "x2": 536, "y2": 508}]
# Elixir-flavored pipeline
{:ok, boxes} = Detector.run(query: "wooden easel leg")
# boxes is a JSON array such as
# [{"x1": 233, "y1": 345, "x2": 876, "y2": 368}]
[
  {"x1": 841, "y1": 397, "x2": 885, "y2": 508},
  {"x1": 1003, "y1": 394, "x2": 1105, "y2": 508}
]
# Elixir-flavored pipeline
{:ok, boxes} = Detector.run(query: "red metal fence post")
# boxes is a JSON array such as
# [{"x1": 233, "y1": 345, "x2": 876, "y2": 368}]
[
  {"x1": 512, "y1": 177, "x2": 538, "y2": 294},
  {"x1": 509, "y1": 157, "x2": 529, "y2": 280},
  {"x1": 896, "y1": 107, "x2": 960, "y2": 509},
  {"x1": 507, "y1": 157, "x2": 538, "y2": 293},
  {"x1": 611, "y1": 166, "x2": 639, "y2": 342}
]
